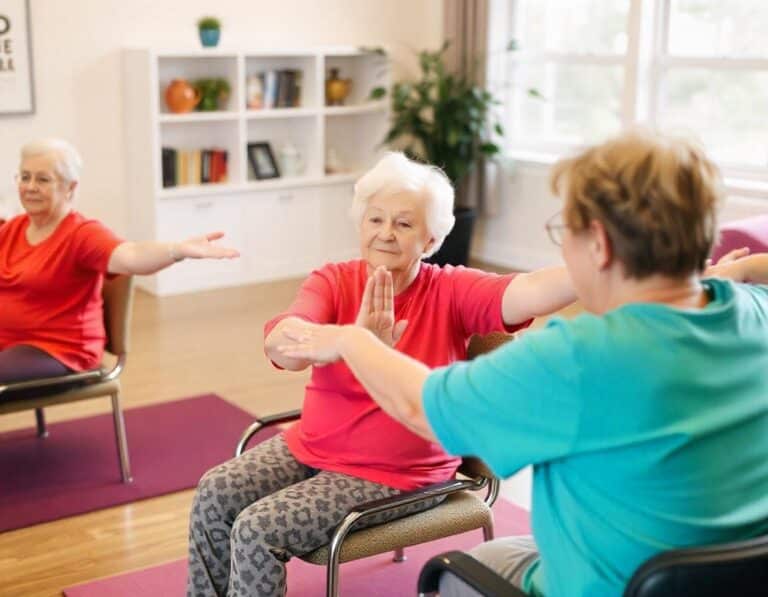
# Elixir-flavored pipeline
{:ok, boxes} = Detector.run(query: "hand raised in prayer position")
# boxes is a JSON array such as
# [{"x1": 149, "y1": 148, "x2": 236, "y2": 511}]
[{"x1": 354, "y1": 266, "x2": 408, "y2": 347}]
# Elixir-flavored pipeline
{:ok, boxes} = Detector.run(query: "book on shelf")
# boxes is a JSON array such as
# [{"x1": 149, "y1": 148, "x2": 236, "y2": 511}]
[
  {"x1": 161, "y1": 146, "x2": 229, "y2": 188},
  {"x1": 247, "y1": 69, "x2": 302, "y2": 110}
]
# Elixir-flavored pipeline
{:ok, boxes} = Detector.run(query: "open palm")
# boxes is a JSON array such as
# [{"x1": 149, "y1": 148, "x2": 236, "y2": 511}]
[
  {"x1": 180, "y1": 231, "x2": 240, "y2": 259},
  {"x1": 355, "y1": 266, "x2": 408, "y2": 347}
]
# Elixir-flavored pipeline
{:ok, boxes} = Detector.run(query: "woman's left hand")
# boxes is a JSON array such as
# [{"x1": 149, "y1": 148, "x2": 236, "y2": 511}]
[
  {"x1": 175, "y1": 231, "x2": 240, "y2": 260},
  {"x1": 278, "y1": 323, "x2": 348, "y2": 365}
]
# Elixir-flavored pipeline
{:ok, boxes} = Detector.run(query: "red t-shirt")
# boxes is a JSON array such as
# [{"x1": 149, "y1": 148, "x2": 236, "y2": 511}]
[
  {"x1": 264, "y1": 260, "x2": 531, "y2": 490},
  {"x1": 0, "y1": 211, "x2": 123, "y2": 371}
]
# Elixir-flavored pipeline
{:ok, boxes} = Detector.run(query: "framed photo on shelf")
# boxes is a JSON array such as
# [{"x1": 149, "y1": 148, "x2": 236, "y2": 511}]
[
  {"x1": 247, "y1": 142, "x2": 280, "y2": 179},
  {"x1": 0, "y1": 0, "x2": 35, "y2": 115}
]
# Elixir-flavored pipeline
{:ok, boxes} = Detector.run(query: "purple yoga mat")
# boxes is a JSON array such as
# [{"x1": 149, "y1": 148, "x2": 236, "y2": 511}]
[
  {"x1": 64, "y1": 497, "x2": 531, "y2": 597},
  {"x1": 0, "y1": 394, "x2": 274, "y2": 532}
]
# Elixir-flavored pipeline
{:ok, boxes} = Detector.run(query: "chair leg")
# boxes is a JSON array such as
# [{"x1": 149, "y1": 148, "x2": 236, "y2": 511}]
[
  {"x1": 393, "y1": 547, "x2": 407, "y2": 562},
  {"x1": 483, "y1": 520, "x2": 495, "y2": 541},
  {"x1": 111, "y1": 391, "x2": 133, "y2": 483},
  {"x1": 35, "y1": 408, "x2": 48, "y2": 438}
]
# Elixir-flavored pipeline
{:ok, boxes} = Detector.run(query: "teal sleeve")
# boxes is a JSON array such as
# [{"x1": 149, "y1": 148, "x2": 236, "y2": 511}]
[{"x1": 423, "y1": 320, "x2": 584, "y2": 478}]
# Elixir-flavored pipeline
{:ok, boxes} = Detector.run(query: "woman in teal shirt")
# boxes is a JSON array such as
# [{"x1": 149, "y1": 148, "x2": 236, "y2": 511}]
[{"x1": 276, "y1": 130, "x2": 768, "y2": 596}]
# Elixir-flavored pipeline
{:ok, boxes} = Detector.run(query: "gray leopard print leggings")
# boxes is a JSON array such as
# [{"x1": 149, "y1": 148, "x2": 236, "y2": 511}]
[{"x1": 186, "y1": 433, "x2": 444, "y2": 596}]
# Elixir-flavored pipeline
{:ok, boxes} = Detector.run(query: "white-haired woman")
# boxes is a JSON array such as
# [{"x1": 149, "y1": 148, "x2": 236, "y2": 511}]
[
  {"x1": 186, "y1": 152, "x2": 576, "y2": 597},
  {"x1": 0, "y1": 139, "x2": 239, "y2": 384}
]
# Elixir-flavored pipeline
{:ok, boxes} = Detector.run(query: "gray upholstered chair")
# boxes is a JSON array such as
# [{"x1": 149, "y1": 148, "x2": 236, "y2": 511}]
[
  {"x1": 235, "y1": 331, "x2": 513, "y2": 597},
  {"x1": 417, "y1": 533, "x2": 768, "y2": 597},
  {"x1": 0, "y1": 275, "x2": 135, "y2": 483}
]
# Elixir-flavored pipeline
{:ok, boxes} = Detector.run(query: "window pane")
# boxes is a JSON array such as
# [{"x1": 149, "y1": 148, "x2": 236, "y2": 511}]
[
  {"x1": 511, "y1": 0, "x2": 630, "y2": 54},
  {"x1": 505, "y1": 63, "x2": 623, "y2": 147},
  {"x1": 659, "y1": 68, "x2": 768, "y2": 168},
  {"x1": 669, "y1": 0, "x2": 768, "y2": 58}
]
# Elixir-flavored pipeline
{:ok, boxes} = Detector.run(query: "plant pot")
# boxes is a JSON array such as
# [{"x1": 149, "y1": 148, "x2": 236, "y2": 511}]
[
  {"x1": 425, "y1": 206, "x2": 476, "y2": 267},
  {"x1": 199, "y1": 28, "x2": 220, "y2": 47}
]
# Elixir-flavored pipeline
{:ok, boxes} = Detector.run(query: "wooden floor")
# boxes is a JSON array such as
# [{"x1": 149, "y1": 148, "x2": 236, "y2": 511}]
[{"x1": 0, "y1": 270, "x2": 579, "y2": 596}]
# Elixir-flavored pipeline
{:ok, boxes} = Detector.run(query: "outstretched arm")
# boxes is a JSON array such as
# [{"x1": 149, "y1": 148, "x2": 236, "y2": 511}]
[
  {"x1": 278, "y1": 324, "x2": 434, "y2": 441},
  {"x1": 501, "y1": 266, "x2": 576, "y2": 325},
  {"x1": 706, "y1": 249, "x2": 768, "y2": 284},
  {"x1": 107, "y1": 231, "x2": 239, "y2": 275}
]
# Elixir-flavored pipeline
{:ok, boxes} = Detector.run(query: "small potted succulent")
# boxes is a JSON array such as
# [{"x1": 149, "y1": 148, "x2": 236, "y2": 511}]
[{"x1": 197, "y1": 16, "x2": 221, "y2": 48}]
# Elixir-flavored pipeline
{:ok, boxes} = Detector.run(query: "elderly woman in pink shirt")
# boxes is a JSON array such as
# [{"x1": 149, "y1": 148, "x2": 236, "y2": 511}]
[{"x1": 186, "y1": 152, "x2": 576, "y2": 597}]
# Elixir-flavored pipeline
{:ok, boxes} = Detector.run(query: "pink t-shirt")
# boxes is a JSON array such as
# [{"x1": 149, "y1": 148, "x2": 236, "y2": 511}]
[{"x1": 264, "y1": 260, "x2": 530, "y2": 490}]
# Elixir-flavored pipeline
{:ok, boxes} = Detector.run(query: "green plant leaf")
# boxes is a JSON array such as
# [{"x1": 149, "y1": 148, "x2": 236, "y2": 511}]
[
  {"x1": 369, "y1": 87, "x2": 387, "y2": 100},
  {"x1": 527, "y1": 88, "x2": 544, "y2": 99},
  {"x1": 480, "y1": 142, "x2": 500, "y2": 155}
]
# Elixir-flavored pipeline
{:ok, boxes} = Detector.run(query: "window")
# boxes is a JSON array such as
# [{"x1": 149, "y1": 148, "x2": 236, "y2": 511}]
[{"x1": 489, "y1": 0, "x2": 768, "y2": 181}]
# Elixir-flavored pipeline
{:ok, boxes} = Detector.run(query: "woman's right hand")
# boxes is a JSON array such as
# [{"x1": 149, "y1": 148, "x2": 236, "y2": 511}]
[{"x1": 355, "y1": 266, "x2": 408, "y2": 347}]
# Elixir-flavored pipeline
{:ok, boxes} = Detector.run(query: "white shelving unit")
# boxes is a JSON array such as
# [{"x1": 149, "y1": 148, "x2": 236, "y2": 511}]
[{"x1": 122, "y1": 46, "x2": 389, "y2": 295}]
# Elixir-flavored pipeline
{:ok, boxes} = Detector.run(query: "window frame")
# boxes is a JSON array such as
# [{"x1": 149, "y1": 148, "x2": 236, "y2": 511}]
[{"x1": 493, "y1": 0, "x2": 768, "y2": 188}]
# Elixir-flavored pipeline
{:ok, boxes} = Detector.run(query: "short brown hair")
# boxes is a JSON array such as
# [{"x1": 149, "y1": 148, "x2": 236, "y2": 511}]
[{"x1": 550, "y1": 130, "x2": 723, "y2": 278}]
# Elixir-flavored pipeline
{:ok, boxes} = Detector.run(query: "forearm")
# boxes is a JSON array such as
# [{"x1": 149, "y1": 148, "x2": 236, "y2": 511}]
[
  {"x1": 107, "y1": 241, "x2": 180, "y2": 275},
  {"x1": 338, "y1": 326, "x2": 435, "y2": 441},
  {"x1": 265, "y1": 317, "x2": 314, "y2": 371},
  {"x1": 741, "y1": 254, "x2": 768, "y2": 284},
  {"x1": 502, "y1": 266, "x2": 576, "y2": 325}
]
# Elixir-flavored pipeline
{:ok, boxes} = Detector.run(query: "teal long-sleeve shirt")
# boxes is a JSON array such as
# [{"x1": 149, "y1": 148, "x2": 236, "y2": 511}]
[{"x1": 423, "y1": 278, "x2": 768, "y2": 596}]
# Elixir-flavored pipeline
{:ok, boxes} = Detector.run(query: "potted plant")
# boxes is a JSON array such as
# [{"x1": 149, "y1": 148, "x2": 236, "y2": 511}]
[
  {"x1": 370, "y1": 42, "x2": 508, "y2": 266},
  {"x1": 193, "y1": 78, "x2": 231, "y2": 111},
  {"x1": 197, "y1": 16, "x2": 221, "y2": 48}
]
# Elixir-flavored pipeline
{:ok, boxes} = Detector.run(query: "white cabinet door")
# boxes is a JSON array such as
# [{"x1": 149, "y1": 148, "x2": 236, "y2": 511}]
[
  {"x1": 244, "y1": 188, "x2": 327, "y2": 282},
  {"x1": 154, "y1": 197, "x2": 246, "y2": 294}
]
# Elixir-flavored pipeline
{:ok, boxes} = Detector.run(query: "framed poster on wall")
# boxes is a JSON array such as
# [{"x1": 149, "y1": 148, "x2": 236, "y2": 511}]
[{"x1": 0, "y1": 0, "x2": 34, "y2": 115}]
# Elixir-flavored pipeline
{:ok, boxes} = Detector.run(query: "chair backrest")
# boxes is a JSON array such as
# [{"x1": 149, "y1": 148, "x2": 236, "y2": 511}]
[
  {"x1": 102, "y1": 275, "x2": 135, "y2": 356},
  {"x1": 624, "y1": 535, "x2": 768, "y2": 597},
  {"x1": 467, "y1": 331, "x2": 513, "y2": 360}
]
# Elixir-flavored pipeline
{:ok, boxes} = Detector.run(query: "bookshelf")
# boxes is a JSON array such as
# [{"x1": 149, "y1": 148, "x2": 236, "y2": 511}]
[{"x1": 122, "y1": 47, "x2": 389, "y2": 295}]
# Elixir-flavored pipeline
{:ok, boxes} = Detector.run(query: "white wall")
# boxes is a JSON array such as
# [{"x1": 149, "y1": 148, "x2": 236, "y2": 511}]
[
  {"x1": 0, "y1": 0, "x2": 443, "y2": 232},
  {"x1": 473, "y1": 161, "x2": 768, "y2": 272}
]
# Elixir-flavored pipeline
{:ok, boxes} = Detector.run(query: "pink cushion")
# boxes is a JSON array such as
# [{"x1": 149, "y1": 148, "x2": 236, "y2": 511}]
[{"x1": 711, "y1": 215, "x2": 768, "y2": 262}]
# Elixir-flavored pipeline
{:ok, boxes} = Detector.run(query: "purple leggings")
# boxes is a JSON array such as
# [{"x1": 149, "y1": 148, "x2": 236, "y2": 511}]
[{"x1": 0, "y1": 345, "x2": 71, "y2": 383}]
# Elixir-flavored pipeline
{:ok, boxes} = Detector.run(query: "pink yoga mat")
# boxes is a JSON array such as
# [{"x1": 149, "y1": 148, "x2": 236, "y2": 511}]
[
  {"x1": 0, "y1": 394, "x2": 274, "y2": 532},
  {"x1": 64, "y1": 497, "x2": 531, "y2": 596}
]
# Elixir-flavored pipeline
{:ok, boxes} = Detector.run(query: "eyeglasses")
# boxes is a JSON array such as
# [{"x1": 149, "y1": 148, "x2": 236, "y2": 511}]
[
  {"x1": 14, "y1": 172, "x2": 60, "y2": 189},
  {"x1": 545, "y1": 211, "x2": 567, "y2": 246}
]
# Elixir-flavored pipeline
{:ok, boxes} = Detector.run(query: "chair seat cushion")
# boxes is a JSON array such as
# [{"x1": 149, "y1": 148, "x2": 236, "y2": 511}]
[
  {"x1": 300, "y1": 490, "x2": 492, "y2": 565},
  {"x1": 0, "y1": 378, "x2": 120, "y2": 414}
]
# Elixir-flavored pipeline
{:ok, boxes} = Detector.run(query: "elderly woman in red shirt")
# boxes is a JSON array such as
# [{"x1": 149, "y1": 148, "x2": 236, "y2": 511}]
[
  {"x1": 186, "y1": 152, "x2": 578, "y2": 597},
  {"x1": 0, "y1": 138, "x2": 239, "y2": 384}
]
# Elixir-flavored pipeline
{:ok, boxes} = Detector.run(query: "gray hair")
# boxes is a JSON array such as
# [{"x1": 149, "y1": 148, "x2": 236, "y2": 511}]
[
  {"x1": 20, "y1": 138, "x2": 83, "y2": 184},
  {"x1": 351, "y1": 152, "x2": 455, "y2": 258}
]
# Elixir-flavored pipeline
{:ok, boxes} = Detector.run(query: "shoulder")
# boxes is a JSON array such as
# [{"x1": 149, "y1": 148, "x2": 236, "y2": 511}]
[
  {"x1": 418, "y1": 262, "x2": 509, "y2": 287},
  {"x1": 300, "y1": 259, "x2": 365, "y2": 298},
  {"x1": 2, "y1": 213, "x2": 28, "y2": 232},
  {"x1": 68, "y1": 211, "x2": 111, "y2": 233},
  {"x1": 311, "y1": 259, "x2": 365, "y2": 284}
]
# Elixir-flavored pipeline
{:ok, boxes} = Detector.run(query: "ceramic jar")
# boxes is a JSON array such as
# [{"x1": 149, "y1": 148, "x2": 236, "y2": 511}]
[
  {"x1": 165, "y1": 79, "x2": 200, "y2": 113},
  {"x1": 325, "y1": 68, "x2": 352, "y2": 106}
]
